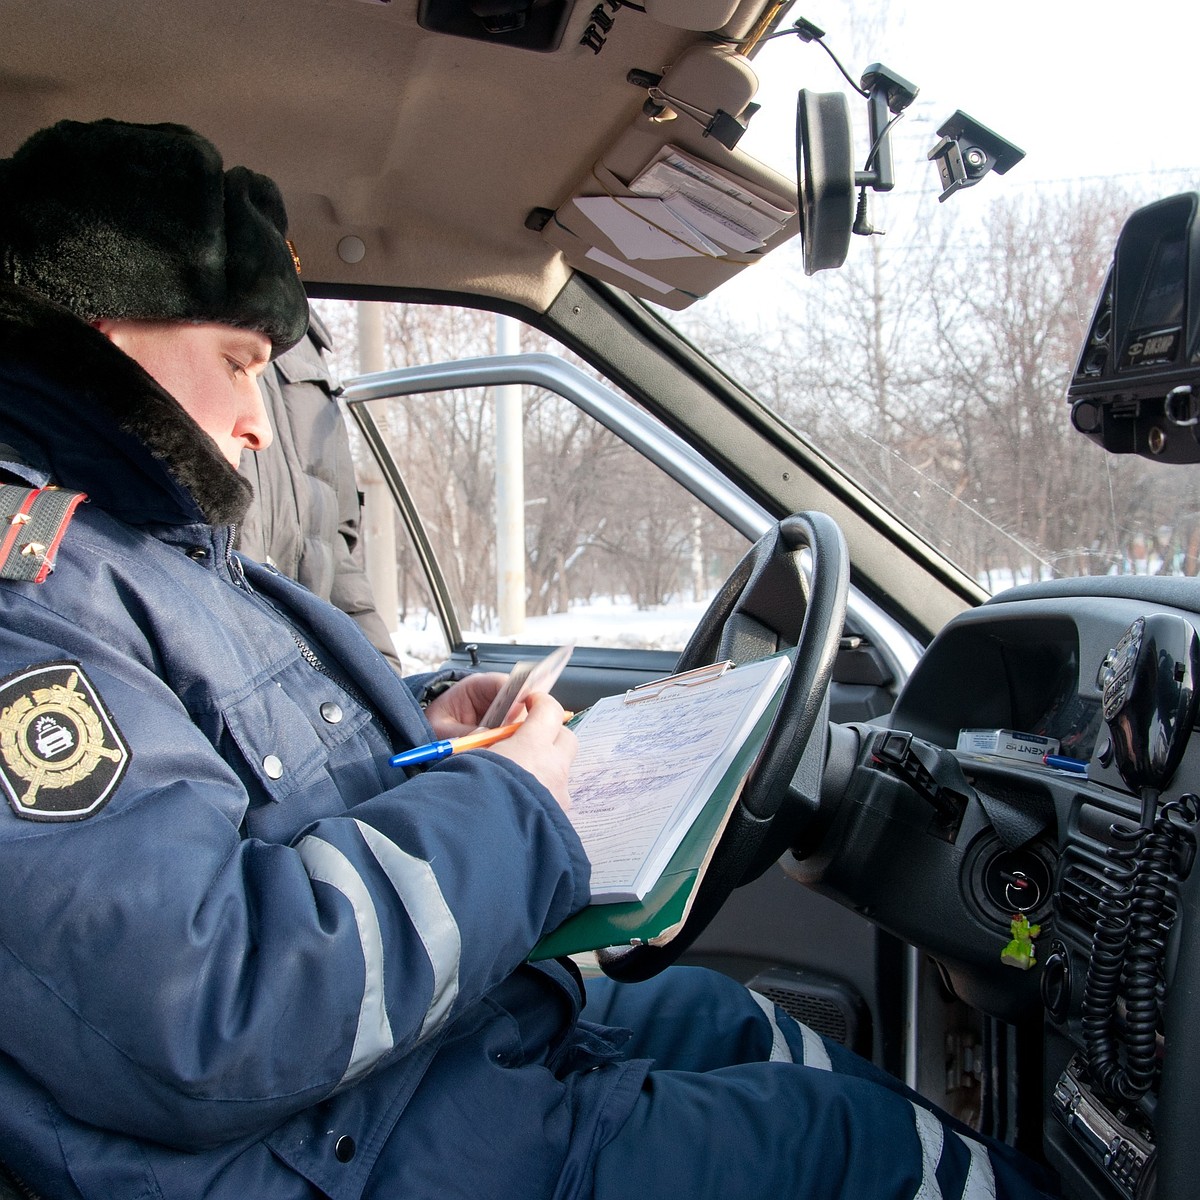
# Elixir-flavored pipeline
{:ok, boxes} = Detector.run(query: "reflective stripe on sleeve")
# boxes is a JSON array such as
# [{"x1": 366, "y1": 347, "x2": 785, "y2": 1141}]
[
  {"x1": 748, "y1": 989, "x2": 833, "y2": 1070},
  {"x1": 794, "y1": 1019, "x2": 832, "y2": 1071},
  {"x1": 296, "y1": 834, "x2": 394, "y2": 1084},
  {"x1": 353, "y1": 819, "x2": 462, "y2": 1040},
  {"x1": 910, "y1": 1100, "x2": 946, "y2": 1200},
  {"x1": 953, "y1": 1133, "x2": 997, "y2": 1200},
  {"x1": 748, "y1": 990, "x2": 793, "y2": 1062}
]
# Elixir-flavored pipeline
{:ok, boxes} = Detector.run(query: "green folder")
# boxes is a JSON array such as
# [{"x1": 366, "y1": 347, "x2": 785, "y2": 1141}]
[{"x1": 530, "y1": 655, "x2": 790, "y2": 961}]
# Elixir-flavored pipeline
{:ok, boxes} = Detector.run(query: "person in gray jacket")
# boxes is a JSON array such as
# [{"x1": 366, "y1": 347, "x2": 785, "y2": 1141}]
[{"x1": 237, "y1": 309, "x2": 403, "y2": 671}]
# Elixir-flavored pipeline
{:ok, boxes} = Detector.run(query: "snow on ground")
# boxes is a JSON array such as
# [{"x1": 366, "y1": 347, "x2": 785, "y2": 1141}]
[
  {"x1": 391, "y1": 565, "x2": 1182, "y2": 673},
  {"x1": 390, "y1": 596, "x2": 710, "y2": 673}
]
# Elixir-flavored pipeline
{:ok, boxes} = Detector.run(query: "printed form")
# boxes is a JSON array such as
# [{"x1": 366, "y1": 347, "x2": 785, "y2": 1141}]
[{"x1": 566, "y1": 654, "x2": 790, "y2": 901}]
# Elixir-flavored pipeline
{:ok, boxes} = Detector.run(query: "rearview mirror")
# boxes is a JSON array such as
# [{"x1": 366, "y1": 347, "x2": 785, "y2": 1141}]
[{"x1": 795, "y1": 89, "x2": 855, "y2": 275}]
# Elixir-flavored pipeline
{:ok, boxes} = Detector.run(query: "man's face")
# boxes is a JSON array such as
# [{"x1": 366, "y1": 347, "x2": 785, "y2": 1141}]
[{"x1": 95, "y1": 320, "x2": 274, "y2": 467}]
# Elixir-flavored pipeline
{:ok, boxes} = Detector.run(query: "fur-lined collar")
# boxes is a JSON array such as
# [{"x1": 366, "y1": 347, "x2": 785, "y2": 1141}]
[{"x1": 0, "y1": 282, "x2": 251, "y2": 526}]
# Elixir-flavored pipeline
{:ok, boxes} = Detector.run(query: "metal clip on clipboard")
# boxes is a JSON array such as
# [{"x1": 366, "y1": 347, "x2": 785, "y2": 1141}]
[{"x1": 623, "y1": 660, "x2": 733, "y2": 703}]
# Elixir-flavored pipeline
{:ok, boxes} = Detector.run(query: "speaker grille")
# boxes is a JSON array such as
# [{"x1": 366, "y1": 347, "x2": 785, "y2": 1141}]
[
  {"x1": 745, "y1": 967, "x2": 869, "y2": 1053},
  {"x1": 754, "y1": 985, "x2": 849, "y2": 1042}
]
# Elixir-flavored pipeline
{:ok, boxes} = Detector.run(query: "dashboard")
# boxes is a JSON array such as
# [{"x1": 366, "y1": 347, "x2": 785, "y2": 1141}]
[{"x1": 785, "y1": 575, "x2": 1200, "y2": 1200}]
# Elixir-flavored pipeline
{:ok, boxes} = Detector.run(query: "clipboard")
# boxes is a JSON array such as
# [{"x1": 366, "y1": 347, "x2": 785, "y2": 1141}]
[
  {"x1": 623, "y1": 659, "x2": 732, "y2": 702},
  {"x1": 530, "y1": 650, "x2": 793, "y2": 961}
]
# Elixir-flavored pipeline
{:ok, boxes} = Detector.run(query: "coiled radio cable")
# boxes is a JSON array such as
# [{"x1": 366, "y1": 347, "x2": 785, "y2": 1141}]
[{"x1": 1081, "y1": 794, "x2": 1197, "y2": 1103}]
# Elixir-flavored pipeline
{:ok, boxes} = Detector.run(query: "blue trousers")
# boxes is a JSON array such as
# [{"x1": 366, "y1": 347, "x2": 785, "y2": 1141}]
[{"x1": 585, "y1": 967, "x2": 1058, "y2": 1200}]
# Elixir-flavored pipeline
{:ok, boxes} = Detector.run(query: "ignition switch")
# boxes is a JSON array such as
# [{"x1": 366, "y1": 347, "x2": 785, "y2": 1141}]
[{"x1": 981, "y1": 847, "x2": 1051, "y2": 915}]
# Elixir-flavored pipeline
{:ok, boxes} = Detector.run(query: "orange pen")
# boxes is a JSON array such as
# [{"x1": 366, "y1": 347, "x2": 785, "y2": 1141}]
[{"x1": 389, "y1": 711, "x2": 574, "y2": 769}]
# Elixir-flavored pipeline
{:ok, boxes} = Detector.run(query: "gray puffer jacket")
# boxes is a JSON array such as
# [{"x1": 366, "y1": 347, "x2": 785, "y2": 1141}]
[{"x1": 238, "y1": 309, "x2": 402, "y2": 670}]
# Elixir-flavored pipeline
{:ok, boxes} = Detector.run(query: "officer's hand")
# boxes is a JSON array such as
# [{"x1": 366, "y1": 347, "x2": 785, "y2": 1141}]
[
  {"x1": 491, "y1": 693, "x2": 576, "y2": 812},
  {"x1": 424, "y1": 673, "x2": 510, "y2": 737}
]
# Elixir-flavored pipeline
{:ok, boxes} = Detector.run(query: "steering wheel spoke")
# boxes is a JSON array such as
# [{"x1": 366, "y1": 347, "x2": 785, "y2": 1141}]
[{"x1": 598, "y1": 513, "x2": 849, "y2": 982}]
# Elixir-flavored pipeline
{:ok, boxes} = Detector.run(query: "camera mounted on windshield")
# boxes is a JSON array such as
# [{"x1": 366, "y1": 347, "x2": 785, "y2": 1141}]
[
  {"x1": 787, "y1": 17, "x2": 1023, "y2": 273},
  {"x1": 926, "y1": 111, "x2": 1026, "y2": 203},
  {"x1": 1068, "y1": 192, "x2": 1200, "y2": 463}
]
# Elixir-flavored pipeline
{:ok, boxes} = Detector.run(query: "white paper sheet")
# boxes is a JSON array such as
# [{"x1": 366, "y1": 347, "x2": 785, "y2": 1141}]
[{"x1": 567, "y1": 654, "x2": 790, "y2": 901}]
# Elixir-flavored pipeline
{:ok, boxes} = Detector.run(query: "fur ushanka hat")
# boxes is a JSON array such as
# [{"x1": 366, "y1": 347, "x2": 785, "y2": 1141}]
[{"x1": 0, "y1": 118, "x2": 308, "y2": 356}]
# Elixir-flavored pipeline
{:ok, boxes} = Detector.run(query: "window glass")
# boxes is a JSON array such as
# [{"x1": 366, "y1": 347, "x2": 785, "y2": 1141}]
[
  {"x1": 351, "y1": 449, "x2": 452, "y2": 674},
  {"x1": 662, "y1": 1, "x2": 1200, "y2": 592},
  {"x1": 314, "y1": 299, "x2": 750, "y2": 663}
]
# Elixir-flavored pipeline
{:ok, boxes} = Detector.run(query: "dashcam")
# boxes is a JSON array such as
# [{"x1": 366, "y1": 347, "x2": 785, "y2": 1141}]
[
  {"x1": 1068, "y1": 192, "x2": 1200, "y2": 463},
  {"x1": 927, "y1": 111, "x2": 1025, "y2": 202}
]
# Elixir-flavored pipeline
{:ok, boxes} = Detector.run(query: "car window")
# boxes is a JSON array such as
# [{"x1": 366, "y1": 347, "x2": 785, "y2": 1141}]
[
  {"x1": 663, "y1": 0, "x2": 1200, "y2": 594},
  {"x1": 350, "y1": 455, "x2": 453, "y2": 674},
  {"x1": 314, "y1": 299, "x2": 751, "y2": 666}
]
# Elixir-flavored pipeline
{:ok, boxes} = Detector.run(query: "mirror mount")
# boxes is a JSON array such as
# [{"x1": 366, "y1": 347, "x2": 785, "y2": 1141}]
[
  {"x1": 794, "y1": 61, "x2": 915, "y2": 273},
  {"x1": 854, "y1": 63, "x2": 919, "y2": 194},
  {"x1": 927, "y1": 110, "x2": 1025, "y2": 203},
  {"x1": 789, "y1": 17, "x2": 918, "y2": 273}
]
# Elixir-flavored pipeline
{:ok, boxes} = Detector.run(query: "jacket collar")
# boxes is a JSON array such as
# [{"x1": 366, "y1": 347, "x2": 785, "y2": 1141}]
[{"x1": 0, "y1": 282, "x2": 252, "y2": 526}]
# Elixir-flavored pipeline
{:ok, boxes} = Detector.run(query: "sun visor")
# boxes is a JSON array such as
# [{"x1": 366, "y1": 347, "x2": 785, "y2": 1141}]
[
  {"x1": 642, "y1": 0, "x2": 741, "y2": 31},
  {"x1": 539, "y1": 44, "x2": 798, "y2": 309}
]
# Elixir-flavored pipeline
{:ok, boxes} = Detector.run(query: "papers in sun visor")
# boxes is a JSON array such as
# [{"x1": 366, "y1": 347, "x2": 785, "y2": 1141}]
[
  {"x1": 628, "y1": 147, "x2": 793, "y2": 253},
  {"x1": 542, "y1": 127, "x2": 798, "y2": 310}
]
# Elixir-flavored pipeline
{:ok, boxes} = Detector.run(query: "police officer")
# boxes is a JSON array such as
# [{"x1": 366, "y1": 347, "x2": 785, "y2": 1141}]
[{"x1": 0, "y1": 119, "x2": 1058, "y2": 1200}]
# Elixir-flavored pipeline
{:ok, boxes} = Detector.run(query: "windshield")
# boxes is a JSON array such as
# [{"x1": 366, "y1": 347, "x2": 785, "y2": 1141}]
[{"x1": 670, "y1": 1, "x2": 1200, "y2": 593}]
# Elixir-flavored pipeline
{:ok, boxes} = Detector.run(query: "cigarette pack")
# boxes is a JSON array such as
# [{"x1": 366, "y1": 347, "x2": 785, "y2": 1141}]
[{"x1": 955, "y1": 728, "x2": 1060, "y2": 762}]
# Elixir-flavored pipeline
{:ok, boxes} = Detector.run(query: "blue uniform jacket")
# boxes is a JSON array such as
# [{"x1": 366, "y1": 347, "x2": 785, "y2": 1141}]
[{"x1": 0, "y1": 285, "x2": 648, "y2": 1199}]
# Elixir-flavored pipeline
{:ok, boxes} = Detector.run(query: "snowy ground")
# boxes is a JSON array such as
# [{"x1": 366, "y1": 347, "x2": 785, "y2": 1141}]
[{"x1": 389, "y1": 596, "x2": 710, "y2": 673}]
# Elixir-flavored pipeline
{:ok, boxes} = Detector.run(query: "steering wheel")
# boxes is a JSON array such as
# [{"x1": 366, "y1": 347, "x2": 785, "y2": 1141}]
[{"x1": 597, "y1": 512, "x2": 848, "y2": 982}]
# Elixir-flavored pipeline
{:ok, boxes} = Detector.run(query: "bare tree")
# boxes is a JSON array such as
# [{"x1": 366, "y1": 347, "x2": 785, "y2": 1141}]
[
  {"x1": 929, "y1": 186, "x2": 1145, "y2": 581},
  {"x1": 680, "y1": 181, "x2": 1183, "y2": 587},
  {"x1": 314, "y1": 299, "x2": 733, "y2": 624}
]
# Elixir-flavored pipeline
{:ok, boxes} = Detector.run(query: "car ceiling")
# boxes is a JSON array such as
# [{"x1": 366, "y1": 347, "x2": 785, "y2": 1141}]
[{"x1": 1, "y1": 0, "x2": 792, "y2": 311}]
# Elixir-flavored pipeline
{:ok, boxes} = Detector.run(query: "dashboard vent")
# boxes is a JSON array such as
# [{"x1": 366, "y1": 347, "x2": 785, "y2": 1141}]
[
  {"x1": 1056, "y1": 858, "x2": 1106, "y2": 941},
  {"x1": 1056, "y1": 851, "x2": 1180, "y2": 948}
]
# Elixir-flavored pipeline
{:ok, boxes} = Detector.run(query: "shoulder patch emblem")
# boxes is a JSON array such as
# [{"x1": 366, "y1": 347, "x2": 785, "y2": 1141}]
[{"x1": 0, "y1": 662, "x2": 130, "y2": 821}]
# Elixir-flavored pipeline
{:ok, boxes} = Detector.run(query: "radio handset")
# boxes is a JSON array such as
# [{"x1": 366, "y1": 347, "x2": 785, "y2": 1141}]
[{"x1": 1099, "y1": 613, "x2": 1200, "y2": 819}]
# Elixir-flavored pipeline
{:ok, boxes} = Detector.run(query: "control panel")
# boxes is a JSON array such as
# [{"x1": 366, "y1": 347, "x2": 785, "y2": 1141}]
[
  {"x1": 1051, "y1": 1055, "x2": 1156, "y2": 1200},
  {"x1": 1043, "y1": 614, "x2": 1199, "y2": 1200}
]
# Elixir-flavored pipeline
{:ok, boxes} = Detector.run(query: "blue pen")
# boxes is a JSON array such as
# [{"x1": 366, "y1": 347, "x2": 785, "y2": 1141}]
[
  {"x1": 389, "y1": 724, "x2": 511, "y2": 768},
  {"x1": 1043, "y1": 753, "x2": 1088, "y2": 774},
  {"x1": 389, "y1": 713, "x2": 572, "y2": 769},
  {"x1": 390, "y1": 739, "x2": 457, "y2": 769},
  {"x1": 390, "y1": 720, "x2": 524, "y2": 768}
]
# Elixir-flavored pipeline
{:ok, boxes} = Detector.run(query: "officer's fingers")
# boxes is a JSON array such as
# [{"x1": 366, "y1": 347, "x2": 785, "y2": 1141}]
[
  {"x1": 555, "y1": 723, "x2": 578, "y2": 756},
  {"x1": 522, "y1": 695, "x2": 578, "y2": 758},
  {"x1": 517, "y1": 691, "x2": 568, "y2": 736},
  {"x1": 425, "y1": 673, "x2": 510, "y2": 736},
  {"x1": 493, "y1": 693, "x2": 575, "y2": 810},
  {"x1": 452, "y1": 672, "x2": 511, "y2": 720}
]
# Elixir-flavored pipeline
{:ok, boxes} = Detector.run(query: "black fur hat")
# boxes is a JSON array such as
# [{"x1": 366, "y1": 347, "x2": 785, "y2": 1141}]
[{"x1": 0, "y1": 119, "x2": 308, "y2": 355}]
